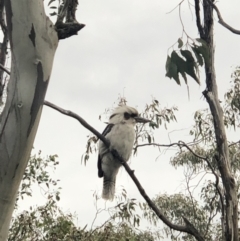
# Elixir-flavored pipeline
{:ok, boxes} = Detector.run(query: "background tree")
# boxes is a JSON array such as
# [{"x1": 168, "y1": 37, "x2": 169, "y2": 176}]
[
  {"x1": 140, "y1": 70, "x2": 240, "y2": 240},
  {"x1": 162, "y1": 1, "x2": 240, "y2": 240},
  {"x1": 9, "y1": 153, "x2": 161, "y2": 241}
]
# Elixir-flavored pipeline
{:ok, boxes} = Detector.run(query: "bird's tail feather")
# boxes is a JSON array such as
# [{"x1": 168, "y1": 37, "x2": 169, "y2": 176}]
[{"x1": 102, "y1": 177, "x2": 116, "y2": 201}]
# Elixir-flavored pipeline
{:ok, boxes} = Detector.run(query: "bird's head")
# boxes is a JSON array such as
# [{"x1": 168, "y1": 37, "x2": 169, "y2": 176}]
[{"x1": 108, "y1": 105, "x2": 150, "y2": 125}]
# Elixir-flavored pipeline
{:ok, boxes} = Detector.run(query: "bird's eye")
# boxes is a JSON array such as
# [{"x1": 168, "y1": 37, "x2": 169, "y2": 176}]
[
  {"x1": 131, "y1": 113, "x2": 137, "y2": 118},
  {"x1": 124, "y1": 112, "x2": 130, "y2": 120}
]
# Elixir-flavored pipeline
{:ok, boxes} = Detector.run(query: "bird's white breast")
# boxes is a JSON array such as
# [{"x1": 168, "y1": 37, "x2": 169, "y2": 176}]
[{"x1": 106, "y1": 123, "x2": 135, "y2": 162}]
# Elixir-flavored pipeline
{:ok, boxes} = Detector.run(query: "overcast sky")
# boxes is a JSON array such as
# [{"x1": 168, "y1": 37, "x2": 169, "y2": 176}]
[{"x1": 18, "y1": 0, "x2": 240, "y2": 237}]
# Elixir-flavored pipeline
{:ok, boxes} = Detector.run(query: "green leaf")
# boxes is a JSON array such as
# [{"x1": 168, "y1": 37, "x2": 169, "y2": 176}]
[
  {"x1": 166, "y1": 50, "x2": 201, "y2": 85},
  {"x1": 180, "y1": 50, "x2": 200, "y2": 84},
  {"x1": 171, "y1": 51, "x2": 185, "y2": 68},
  {"x1": 180, "y1": 50, "x2": 195, "y2": 62},
  {"x1": 195, "y1": 38, "x2": 210, "y2": 67},
  {"x1": 180, "y1": 71, "x2": 187, "y2": 84},
  {"x1": 165, "y1": 55, "x2": 180, "y2": 85},
  {"x1": 196, "y1": 45, "x2": 210, "y2": 67},
  {"x1": 171, "y1": 51, "x2": 187, "y2": 84},
  {"x1": 185, "y1": 62, "x2": 200, "y2": 84},
  {"x1": 165, "y1": 55, "x2": 171, "y2": 72},
  {"x1": 56, "y1": 194, "x2": 60, "y2": 201},
  {"x1": 147, "y1": 134, "x2": 152, "y2": 144},
  {"x1": 192, "y1": 46, "x2": 204, "y2": 66},
  {"x1": 178, "y1": 38, "x2": 183, "y2": 48},
  {"x1": 196, "y1": 38, "x2": 207, "y2": 46}
]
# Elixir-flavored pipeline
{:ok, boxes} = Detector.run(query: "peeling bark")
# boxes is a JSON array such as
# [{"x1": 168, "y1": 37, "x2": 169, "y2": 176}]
[{"x1": 0, "y1": 0, "x2": 58, "y2": 240}]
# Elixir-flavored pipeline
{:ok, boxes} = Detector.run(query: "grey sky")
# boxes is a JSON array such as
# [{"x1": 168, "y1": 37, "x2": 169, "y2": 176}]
[{"x1": 18, "y1": 0, "x2": 240, "y2": 237}]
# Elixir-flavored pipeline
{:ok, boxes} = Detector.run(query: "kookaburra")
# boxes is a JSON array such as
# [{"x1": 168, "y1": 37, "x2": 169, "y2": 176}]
[{"x1": 98, "y1": 105, "x2": 150, "y2": 201}]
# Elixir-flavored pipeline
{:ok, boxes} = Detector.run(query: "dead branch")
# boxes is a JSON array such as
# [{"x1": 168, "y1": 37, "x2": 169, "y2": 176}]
[{"x1": 55, "y1": 0, "x2": 85, "y2": 40}]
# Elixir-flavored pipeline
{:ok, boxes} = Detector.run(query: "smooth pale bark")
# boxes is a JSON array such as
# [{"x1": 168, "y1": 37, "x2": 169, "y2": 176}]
[{"x1": 0, "y1": 1, "x2": 58, "y2": 240}]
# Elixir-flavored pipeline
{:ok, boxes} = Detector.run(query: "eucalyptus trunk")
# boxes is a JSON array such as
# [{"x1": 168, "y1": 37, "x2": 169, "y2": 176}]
[
  {"x1": 0, "y1": 1, "x2": 58, "y2": 240},
  {"x1": 195, "y1": 1, "x2": 239, "y2": 240}
]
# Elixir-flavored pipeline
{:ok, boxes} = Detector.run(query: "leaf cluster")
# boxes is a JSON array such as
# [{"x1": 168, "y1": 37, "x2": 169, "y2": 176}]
[
  {"x1": 189, "y1": 109, "x2": 215, "y2": 144},
  {"x1": 15, "y1": 151, "x2": 60, "y2": 208},
  {"x1": 141, "y1": 193, "x2": 217, "y2": 241},
  {"x1": 10, "y1": 153, "x2": 160, "y2": 241},
  {"x1": 165, "y1": 38, "x2": 210, "y2": 85},
  {"x1": 134, "y1": 99, "x2": 177, "y2": 154},
  {"x1": 170, "y1": 145, "x2": 212, "y2": 172},
  {"x1": 224, "y1": 67, "x2": 240, "y2": 129}
]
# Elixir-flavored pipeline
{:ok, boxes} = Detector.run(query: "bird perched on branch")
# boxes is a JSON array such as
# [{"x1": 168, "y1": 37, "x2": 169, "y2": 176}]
[{"x1": 98, "y1": 105, "x2": 150, "y2": 201}]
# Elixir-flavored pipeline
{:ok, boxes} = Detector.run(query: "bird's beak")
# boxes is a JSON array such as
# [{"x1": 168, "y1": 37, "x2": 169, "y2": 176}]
[{"x1": 134, "y1": 116, "x2": 151, "y2": 123}]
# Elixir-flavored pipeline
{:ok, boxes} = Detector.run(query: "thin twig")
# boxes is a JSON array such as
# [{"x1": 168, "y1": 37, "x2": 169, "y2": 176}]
[
  {"x1": 228, "y1": 140, "x2": 240, "y2": 148},
  {"x1": 179, "y1": 141, "x2": 224, "y2": 211},
  {"x1": 134, "y1": 140, "x2": 201, "y2": 153},
  {"x1": 166, "y1": 0, "x2": 184, "y2": 14},
  {"x1": 184, "y1": 168, "x2": 198, "y2": 226},
  {"x1": 135, "y1": 140, "x2": 224, "y2": 212}
]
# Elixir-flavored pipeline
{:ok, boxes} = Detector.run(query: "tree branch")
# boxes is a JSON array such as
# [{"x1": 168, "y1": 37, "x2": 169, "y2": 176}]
[
  {"x1": 134, "y1": 140, "x2": 200, "y2": 152},
  {"x1": 43, "y1": 100, "x2": 205, "y2": 241},
  {"x1": 44, "y1": 100, "x2": 108, "y2": 146},
  {"x1": 228, "y1": 140, "x2": 240, "y2": 148},
  {"x1": 194, "y1": 0, "x2": 205, "y2": 38},
  {"x1": 204, "y1": 0, "x2": 240, "y2": 35}
]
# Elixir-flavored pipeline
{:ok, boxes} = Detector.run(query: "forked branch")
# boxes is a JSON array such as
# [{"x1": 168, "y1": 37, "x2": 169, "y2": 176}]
[{"x1": 204, "y1": 0, "x2": 240, "y2": 35}]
